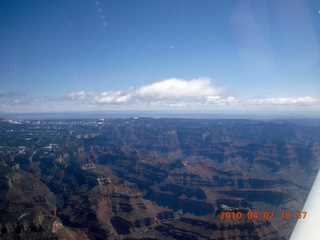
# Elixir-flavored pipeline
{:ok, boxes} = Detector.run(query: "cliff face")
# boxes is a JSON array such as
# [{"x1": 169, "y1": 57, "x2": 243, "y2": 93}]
[
  {"x1": 0, "y1": 118, "x2": 319, "y2": 239},
  {"x1": 0, "y1": 161, "x2": 86, "y2": 240}
]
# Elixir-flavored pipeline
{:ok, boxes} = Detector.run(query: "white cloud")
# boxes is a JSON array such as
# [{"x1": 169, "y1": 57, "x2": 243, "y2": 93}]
[{"x1": 135, "y1": 78, "x2": 222, "y2": 100}]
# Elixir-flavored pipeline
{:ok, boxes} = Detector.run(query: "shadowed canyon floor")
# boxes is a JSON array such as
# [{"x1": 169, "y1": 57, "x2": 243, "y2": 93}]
[{"x1": 0, "y1": 117, "x2": 319, "y2": 239}]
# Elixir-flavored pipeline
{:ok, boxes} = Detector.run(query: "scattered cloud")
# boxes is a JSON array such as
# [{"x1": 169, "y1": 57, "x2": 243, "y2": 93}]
[
  {"x1": 0, "y1": 91, "x2": 30, "y2": 109},
  {"x1": 1, "y1": 78, "x2": 319, "y2": 113},
  {"x1": 67, "y1": 91, "x2": 94, "y2": 100},
  {"x1": 95, "y1": 91, "x2": 132, "y2": 105},
  {"x1": 205, "y1": 96, "x2": 238, "y2": 105},
  {"x1": 0, "y1": 92, "x2": 65, "y2": 112},
  {"x1": 0, "y1": 91, "x2": 26, "y2": 99},
  {"x1": 244, "y1": 96, "x2": 318, "y2": 106}
]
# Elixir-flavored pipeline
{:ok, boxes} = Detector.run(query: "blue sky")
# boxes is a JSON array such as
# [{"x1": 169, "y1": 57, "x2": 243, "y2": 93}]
[{"x1": 1, "y1": 0, "x2": 320, "y2": 113}]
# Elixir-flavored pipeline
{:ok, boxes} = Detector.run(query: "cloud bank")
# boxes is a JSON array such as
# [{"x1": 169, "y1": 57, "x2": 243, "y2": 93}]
[
  {"x1": 68, "y1": 78, "x2": 224, "y2": 106},
  {"x1": 66, "y1": 78, "x2": 319, "y2": 109}
]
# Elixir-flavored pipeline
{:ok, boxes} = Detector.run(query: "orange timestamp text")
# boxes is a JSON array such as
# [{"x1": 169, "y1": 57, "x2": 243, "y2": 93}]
[{"x1": 219, "y1": 211, "x2": 307, "y2": 220}]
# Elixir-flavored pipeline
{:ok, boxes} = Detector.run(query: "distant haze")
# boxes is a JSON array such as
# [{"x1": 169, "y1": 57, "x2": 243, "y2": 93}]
[{"x1": 1, "y1": 110, "x2": 320, "y2": 121}]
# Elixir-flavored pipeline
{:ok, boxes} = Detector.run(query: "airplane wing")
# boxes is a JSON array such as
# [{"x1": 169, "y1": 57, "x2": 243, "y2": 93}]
[{"x1": 290, "y1": 169, "x2": 320, "y2": 240}]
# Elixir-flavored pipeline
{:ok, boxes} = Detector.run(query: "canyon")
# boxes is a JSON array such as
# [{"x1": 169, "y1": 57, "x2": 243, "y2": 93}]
[{"x1": 0, "y1": 117, "x2": 319, "y2": 239}]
